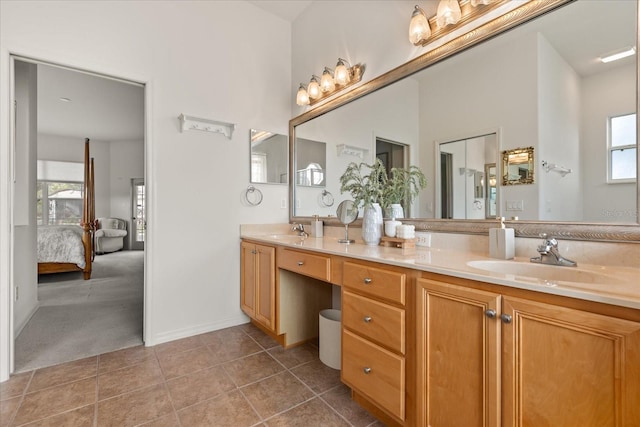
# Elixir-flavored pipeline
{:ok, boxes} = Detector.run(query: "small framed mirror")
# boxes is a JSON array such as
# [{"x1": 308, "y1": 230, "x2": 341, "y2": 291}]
[
  {"x1": 502, "y1": 146, "x2": 534, "y2": 186},
  {"x1": 250, "y1": 129, "x2": 288, "y2": 184}
]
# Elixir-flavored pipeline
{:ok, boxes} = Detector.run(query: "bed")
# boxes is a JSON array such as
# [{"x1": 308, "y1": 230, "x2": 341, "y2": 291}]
[{"x1": 37, "y1": 138, "x2": 95, "y2": 280}]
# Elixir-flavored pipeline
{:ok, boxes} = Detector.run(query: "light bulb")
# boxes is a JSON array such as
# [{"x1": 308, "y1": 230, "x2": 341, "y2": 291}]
[
  {"x1": 470, "y1": 0, "x2": 491, "y2": 6},
  {"x1": 320, "y1": 68, "x2": 335, "y2": 93},
  {"x1": 307, "y1": 76, "x2": 321, "y2": 99},
  {"x1": 296, "y1": 84, "x2": 310, "y2": 106},
  {"x1": 436, "y1": 0, "x2": 461, "y2": 28},
  {"x1": 409, "y1": 5, "x2": 431, "y2": 45},
  {"x1": 334, "y1": 59, "x2": 350, "y2": 85}
]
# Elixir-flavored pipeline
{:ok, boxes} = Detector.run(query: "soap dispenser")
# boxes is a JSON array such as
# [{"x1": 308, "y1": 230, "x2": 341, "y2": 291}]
[
  {"x1": 489, "y1": 217, "x2": 514, "y2": 259},
  {"x1": 311, "y1": 215, "x2": 323, "y2": 237}
]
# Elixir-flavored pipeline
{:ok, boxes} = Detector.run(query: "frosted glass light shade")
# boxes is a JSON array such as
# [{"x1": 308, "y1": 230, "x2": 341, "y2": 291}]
[
  {"x1": 470, "y1": 0, "x2": 492, "y2": 6},
  {"x1": 409, "y1": 5, "x2": 431, "y2": 45},
  {"x1": 320, "y1": 68, "x2": 335, "y2": 92},
  {"x1": 436, "y1": 0, "x2": 462, "y2": 28},
  {"x1": 334, "y1": 59, "x2": 350, "y2": 85},
  {"x1": 307, "y1": 77, "x2": 321, "y2": 99},
  {"x1": 296, "y1": 85, "x2": 310, "y2": 106}
]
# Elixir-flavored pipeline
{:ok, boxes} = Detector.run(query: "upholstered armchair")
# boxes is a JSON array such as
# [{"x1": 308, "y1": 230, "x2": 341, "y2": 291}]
[{"x1": 95, "y1": 218, "x2": 128, "y2": 254}]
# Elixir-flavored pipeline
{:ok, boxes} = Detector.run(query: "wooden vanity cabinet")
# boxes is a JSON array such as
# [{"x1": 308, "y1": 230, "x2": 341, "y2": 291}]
[
  {"x1": 240, "y1": 241, "x2": 276, "y2": 332},
  {"x1": 417, "y1": 277, "x2": 640, "y2": 427}
]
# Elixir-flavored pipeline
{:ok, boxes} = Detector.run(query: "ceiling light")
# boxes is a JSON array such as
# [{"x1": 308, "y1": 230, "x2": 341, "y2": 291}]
[
  {"x1": 320, "y1": 67, "x2": 335, "y2": 93},
  {"x1": 409, "y1": 5, "x2": 431, "y2": 45},
  {"x1": 600, "y1": 46, "x2": 636, "y2": 63},
  {"x1": 296, "y1": 84, "x2": 310, "y2": 106},
  {"x1": 334, "y1": 58, "x2": 351, "y2": 85},
  {"x1": 470, "y1": 0, "x2": 492, "y2": 6},
  {"x1": 307, "y1": 75, "x2": 321, "y2": 99},
  {"x1": 436, "y1": 0, "x2": 462, "y2": 28}
]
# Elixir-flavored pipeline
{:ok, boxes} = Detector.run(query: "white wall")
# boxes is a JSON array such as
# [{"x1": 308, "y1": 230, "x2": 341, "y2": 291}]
[
  {"x1": 110, "y1": 140, "x2": 144, "y2": 249},
  {"x1": 1, "y1": 0, "x2": 291, "y2": 381},
  {"x1": 13, "y1": 62, "x2": 39, "y2": 338},
  {"x1": 581, "y1": 64, "x2": 636, "y2": 223}
]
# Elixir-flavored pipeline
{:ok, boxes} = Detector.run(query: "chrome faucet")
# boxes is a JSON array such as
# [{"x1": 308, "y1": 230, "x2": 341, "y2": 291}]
[
  {"x1": 530, "y1": 234, "x2": 577, "y2": 267},
  {"x1": 291, "y1": 223, "x2": 309, "y2": 237}
]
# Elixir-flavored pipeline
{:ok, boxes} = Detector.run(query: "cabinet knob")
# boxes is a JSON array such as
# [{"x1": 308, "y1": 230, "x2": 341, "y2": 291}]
[
  {"x1": 484, "y1": 309, "x2": 497, "y2": 319},
  {"x1": 251, "y1": 250, "x2": 257, "y2": 254},
  {"x1": 501, "y1": 314, "x2": 513, "y2": 324},
  {"x1": 297, "y1": 261, "x2": 304, "y2": 266},
  {"x1": 363, "y1": 316, "x2": 372, "y2": 323},
  {"x1": 363, "y1": 367, "x2": 372, "y2": 374},
  {"x1": 363, "y1": 278, "x2": 372, "y2": 284}
]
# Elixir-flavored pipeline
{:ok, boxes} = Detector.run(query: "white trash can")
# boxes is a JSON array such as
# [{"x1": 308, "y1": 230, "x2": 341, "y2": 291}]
[{"x1": 319, "y1": 309, "x2": 341, "y2": 369}]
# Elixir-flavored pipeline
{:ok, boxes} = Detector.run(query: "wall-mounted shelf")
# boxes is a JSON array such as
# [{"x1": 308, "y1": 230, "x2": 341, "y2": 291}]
[
  {"x1": 178, "y1": 114, "x2": 235, "y2": 139},
  {"x1": 542, "y1": 160, "x2": 572, "y2": 177},
  {"x1": 336, "y1": 144, "x2": 368, "y2": 159}
]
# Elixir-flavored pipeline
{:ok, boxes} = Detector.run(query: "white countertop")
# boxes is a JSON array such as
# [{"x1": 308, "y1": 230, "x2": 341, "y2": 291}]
[{"x1": 241, "y1": 232, "x2": 640, "y2": 310}]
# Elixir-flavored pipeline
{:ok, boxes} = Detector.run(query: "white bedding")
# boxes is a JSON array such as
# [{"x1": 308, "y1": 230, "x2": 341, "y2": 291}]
[{"x1": 37, "y1": 225, "x2": 86, "y2": 268}]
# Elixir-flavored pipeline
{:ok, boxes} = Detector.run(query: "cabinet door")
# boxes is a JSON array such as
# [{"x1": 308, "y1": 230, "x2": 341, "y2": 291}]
[
  {"x1": 254, "y1": 244, "x2": 275, "y2": 331},
  {"x1": 417, "y1": 278, "x2": 501, "y2": 427},
  {"x1": 240, "y1": 242, "x2": 256, "y2": 318},
  {"x1": 502, "y1": 297, "x2": 640, "y2": 427}
]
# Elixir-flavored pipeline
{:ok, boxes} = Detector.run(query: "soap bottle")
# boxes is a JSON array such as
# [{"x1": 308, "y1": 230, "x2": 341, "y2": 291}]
[
  {"x1": 489, "y1": 217, "x2": 514, "y2": 259},
  {"x1": 311, "y1": 215, "x2": 323, "y2": 237}
]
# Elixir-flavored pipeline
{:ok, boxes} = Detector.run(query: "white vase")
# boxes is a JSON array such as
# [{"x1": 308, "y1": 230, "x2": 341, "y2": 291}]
[
  {"x1": 362, "y1": 203, "x2": 383, "y2": 245},
  {"x1": 385, "y1": 203, "x2": 404, "y2": 220}
]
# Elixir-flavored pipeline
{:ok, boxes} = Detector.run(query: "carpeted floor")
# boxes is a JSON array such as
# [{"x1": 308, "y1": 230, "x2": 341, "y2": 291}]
[{"x1": 14, "y1": 250, "x2": 144, "y2": 373}]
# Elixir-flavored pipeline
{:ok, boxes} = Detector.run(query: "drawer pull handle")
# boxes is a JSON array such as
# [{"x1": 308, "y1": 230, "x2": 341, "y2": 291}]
[
  {"x1": 363, "y1": 367, "x2": 372, "y2": 374},
  {"x1": 297, "y1": 261, "x2": 304, "y2": 266},
  {"x1": 363, "y1": 316, "x2": 372, "y2": 323},
  {"x1": 484, "y1": 309, "x2": 497, "y2": 319},
  {"x1": 501, "y1": 314, "x2": 512, "y2": 324},
  {"x1": 363, "y1": 278, "x2": 372, "y2": 284}
]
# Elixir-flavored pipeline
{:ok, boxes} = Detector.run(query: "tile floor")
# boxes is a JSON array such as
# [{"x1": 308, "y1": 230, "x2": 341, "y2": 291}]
[{"x1": 0, "y1": 323, "x2": 384, "y2": 427}]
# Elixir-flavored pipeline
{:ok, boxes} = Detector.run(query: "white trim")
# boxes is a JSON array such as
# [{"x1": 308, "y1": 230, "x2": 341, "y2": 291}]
[
  {"x1": 151, "y1": 315, "x2": 250, "y2": 347},
  {"x1": 13, "y1": 302, "x2": 39, "y2": 338}
]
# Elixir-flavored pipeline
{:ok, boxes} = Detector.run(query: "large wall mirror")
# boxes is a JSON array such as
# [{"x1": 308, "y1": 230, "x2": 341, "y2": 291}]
[
  {"x1": 290, "y1": 0, "x2": 640, "y2": 241},
  {"x1": 250, "y1": 129, "x2": 288, "y2": 184}
]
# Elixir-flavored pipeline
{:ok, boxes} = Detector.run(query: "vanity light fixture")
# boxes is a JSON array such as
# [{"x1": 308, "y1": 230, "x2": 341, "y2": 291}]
[
  {"x1": 409, "y1": 5, "x2": 431, "y2": 45},
  {"x1": 320, "y1": 67, "x2": 336, "y2": 93},
  {"x1": 600, "y1": 46, "x2": 636, "y2": 63},
  {"x1": 307, "y1": 75, "x2": 321, "y2": 99},
  {"x1": 296, "y1": 84, "x2": 310, "y2": 106},
  {"x1": 296, "y1": 59, "x2": 365, "y2": 107},
  {"x1": 470, "y1": 0, "x2": 493, "y2": 6},
  {"x1": 436, "y1": 0, "x2": 462, "y2": 28}
]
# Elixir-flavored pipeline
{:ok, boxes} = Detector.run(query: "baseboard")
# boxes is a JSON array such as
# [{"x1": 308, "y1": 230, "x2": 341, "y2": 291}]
[
  {"x1": 146, "y1": 314, "x2": 250, "y2": 346},
  {"x1": 14, "y1": 301, "x2": 40, "y2": 338}
]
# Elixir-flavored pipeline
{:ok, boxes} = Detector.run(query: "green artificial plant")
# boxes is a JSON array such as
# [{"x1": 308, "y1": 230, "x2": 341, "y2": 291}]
[
  {"x1": 381, "y1": 165, "x2": 427, "y2": 211},
  {"x1": 339, "y1": 158, "x2": 388, "y2": 208}
]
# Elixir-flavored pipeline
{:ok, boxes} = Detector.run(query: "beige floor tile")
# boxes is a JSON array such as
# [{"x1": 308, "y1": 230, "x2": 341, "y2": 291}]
[
  {"x1": 177, "y1": 390, "x2": 260, "y2": 427},
  {"x1": 13, "y1": 377, "x2": 96, "y2": 426},
  {"x1": 166, "y1": 365, "x2": 236, "y2": 410},
  {"x1": 97, "y1": 383, "x2": 173, "y2": 427},
  {"x1": 19, "y1": 404, "x2": 95, "y2": 427},
  {"x1": 267, "y1": 343, "x2": 319, "y2": 369},
  {"x1": 321, "y1": 384, "x2": 377, "y2": 427},
  {"x1": 290, "y1": 359, "x2": 341, "y2": 393},
  {"x1": 0, "y1": 372, "x2": 32, "y2": 401},
  {"x1": 157, "y1": 346, "x2": 217, "y2": 380},
  {"x1": 0, "y1": 396, "x2": 21, "y2": 427},
  {"x1": 138, "y1": 412, "x2": 181, "y2": 427},
  {"x1": 199, "y1": 326, "x2": 247, "y2": 345},
  {"x1": 205, "y1": 334, "x2": 263, "y2": 364},
  {"x1": 98, "y1": 358, "x2": 164, "y2": 400},
  {"x1": 154, "y1": 335, "x2": 204, "y2": 358},
  {"x1": 98, "y1": 345, "x2": 156, "y2": 374},
  {"x1": 245, "y1": 329, "x2": 280, "y2": 350},
  {"x1": 28, "y1": 357, "x2": 97, "y2": 393},
  {"x1": 223, "y1": 352, "x2": 285, "y2": 387},
  {"x1": 241, "y1": 371, "x2": 314, "y2": 419},
  {"x1": 265, "y1": 397, "x2": 350, "y2": 426}
]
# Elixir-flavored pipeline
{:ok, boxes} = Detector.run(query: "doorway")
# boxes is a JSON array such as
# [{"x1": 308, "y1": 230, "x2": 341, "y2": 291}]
[{"x1": 12, "y1": 56, "x2": 146, "y2": 372}]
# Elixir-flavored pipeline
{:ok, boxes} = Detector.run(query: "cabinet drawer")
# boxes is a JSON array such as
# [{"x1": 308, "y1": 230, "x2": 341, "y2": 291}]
[
  {"x1": 342, "y1": 329, "x2": 405, "y2": 421},
  {"x1": 343, "y1": 291, "x2": 405, "y2": 354},
  {"x1": 343, "y1": 262, "x2": 405, "y2": 305},
  {"x1": 278, "y1": 248, "x2": 331, "y2": 282}
]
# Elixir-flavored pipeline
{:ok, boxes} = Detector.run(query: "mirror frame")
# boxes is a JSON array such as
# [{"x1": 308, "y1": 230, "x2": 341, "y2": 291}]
[
  {"x1": 502, "y1": 147, "x2": 534, "y2": 186},
  {"x1": 289, "y1": 0, "x2": 640, "y2": 243}
]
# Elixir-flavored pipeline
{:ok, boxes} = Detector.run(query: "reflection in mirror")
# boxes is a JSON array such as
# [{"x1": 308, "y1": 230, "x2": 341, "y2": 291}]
[
  {"x1": 296, "y1": 138, "x2": 326, "y2": 187},
  {"x1": 438, "y1": 133, "x2": 497, "y2": 219},
  {"x1": 485, "y1": 163, "x2": 497, "y2": 218},
  {"x1": 291, "y1": 0, "x2": 638, "y2": 225},
  {"x1": 250, "y1": 129, "x2": 288, "y2": 184},
  {"x1": 336, "y1": 199, "x2": 358, "y2": 244},
  {"x1": 502, "y1": 147, "x2": 535, "y2": 186}
]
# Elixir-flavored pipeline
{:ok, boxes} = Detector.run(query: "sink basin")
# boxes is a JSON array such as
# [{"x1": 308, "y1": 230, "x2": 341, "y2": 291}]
[
  {"x1": 266, "y1": 234, "x2": 306, "y2": 242},
  {"x1": 466, "y1": 260, "x2": 620, "y2": 285}
]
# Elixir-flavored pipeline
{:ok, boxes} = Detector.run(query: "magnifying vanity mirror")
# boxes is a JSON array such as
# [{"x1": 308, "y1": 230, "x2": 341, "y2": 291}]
[
  {"x1": 289, "y1": 0, "x2": 640, "y2": 241},
  {"x1": 250, "y1": 129, "x2": 288, "y2": 184},
  {"x1": 336, "y1": 200, "x2": 358, "y2": 244}
]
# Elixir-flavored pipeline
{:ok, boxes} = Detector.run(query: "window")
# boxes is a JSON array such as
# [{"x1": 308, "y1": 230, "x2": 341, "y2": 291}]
[
  {"x1": 37, "y1": 181, "x2": 84, "y2": 225},
  {"x1": 608, "y1": 113, "x2": 637, "y2": 182}
]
